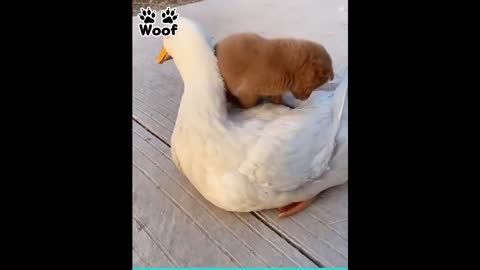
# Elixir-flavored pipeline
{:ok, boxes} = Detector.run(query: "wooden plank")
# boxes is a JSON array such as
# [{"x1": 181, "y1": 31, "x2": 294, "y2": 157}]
[
  {"x1": 133, "y1": 96, "x2": 176, "y2": 128},
  {"x1": 136, "y1": 84, "x2": 182, "y2": 112},
  {"x1": 256, "y1": 196, "x2": 348, "y2": 267},
  {"x1": 132, "y1": 248, "x2": 146, "y2": 267},
  {"x1": 132, "y1": 105, "x2": 173, "y2": 144},
  {"x1": 329, "y1": 220, "x2": 348, "y2": 235},
  {"x1": 133, "y1": 120, "x2": 317, "y2": 267},
  {"x1": 134, "y1": 92, "x2": 179, "y2": 121},
  {"x1": 133, "y1": 161, "x2": 238, "y2": 267},
  {"x1": 252, "y1": 175, "x2": 348, "y2": 267},
  {"x1": 133, "y1": 217, "x2": 177, "y2": 267},
  {"x1": 233, "y1": 212, "x2": 317, "y2": 267}
]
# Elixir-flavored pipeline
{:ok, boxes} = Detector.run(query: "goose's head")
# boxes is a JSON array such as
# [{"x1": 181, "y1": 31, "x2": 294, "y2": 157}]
[{"x1": 157, "y1": 17, "x2": 215, "y2": 66}]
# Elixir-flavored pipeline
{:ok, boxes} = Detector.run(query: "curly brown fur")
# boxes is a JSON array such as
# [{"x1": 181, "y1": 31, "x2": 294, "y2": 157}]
[{"x1": 215, "y1": 33, "x2": 334, "y2": 108}]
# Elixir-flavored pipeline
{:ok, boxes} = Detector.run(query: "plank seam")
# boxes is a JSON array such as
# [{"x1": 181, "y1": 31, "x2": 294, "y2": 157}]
[
  {"x1": 133, "y1": 117, "x2": 171, "y2": 147},
  {"x1": 252, "y1": 211, "x2": 325, "y2": 267}
]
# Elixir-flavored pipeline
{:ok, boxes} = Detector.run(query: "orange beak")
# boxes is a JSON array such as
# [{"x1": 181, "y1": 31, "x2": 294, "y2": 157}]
[{"x1": 157, "y1": 47, "x2": 173, "y2": 64}]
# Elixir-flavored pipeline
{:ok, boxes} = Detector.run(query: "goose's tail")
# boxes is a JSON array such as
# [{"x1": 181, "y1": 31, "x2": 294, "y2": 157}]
[
  {"x1": 307, "y1": 67, "x2": 348, "y2": 179},
  {"x1": 330, "y1": 67, "x2": 348, "y2": 136}
]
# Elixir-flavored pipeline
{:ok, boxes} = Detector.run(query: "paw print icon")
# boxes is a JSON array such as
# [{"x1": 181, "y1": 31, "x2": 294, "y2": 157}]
[
  {"x1": 138, "y1": 7, "x2": 156, "y2": 24},
  {"x1": 161, "y1": 7, "x2": 178, "y2": 24}
]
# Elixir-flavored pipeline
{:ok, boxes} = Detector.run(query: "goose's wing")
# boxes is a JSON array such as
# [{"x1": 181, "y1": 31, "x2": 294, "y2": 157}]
[{"x1": 238, "y1": 70, "x2": 348, "y2": 192}]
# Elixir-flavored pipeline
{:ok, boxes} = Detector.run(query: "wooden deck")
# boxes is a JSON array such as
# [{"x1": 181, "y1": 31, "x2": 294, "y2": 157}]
[{"x1": 133, "y1": 0, "x2": 348, "y2": 267}]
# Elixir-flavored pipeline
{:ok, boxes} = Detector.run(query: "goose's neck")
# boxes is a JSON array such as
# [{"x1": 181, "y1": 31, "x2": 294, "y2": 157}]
[{"x1": 175, "y1": 53, "x2": 229, "y2": 126}]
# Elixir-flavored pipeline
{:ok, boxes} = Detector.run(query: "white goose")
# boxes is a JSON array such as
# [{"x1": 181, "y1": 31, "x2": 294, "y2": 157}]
[{"x1": 157, "y1": 17, "x2": 348, "y2": 217}]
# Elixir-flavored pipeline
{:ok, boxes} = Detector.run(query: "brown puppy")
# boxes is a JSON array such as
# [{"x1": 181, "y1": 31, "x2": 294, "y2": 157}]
[{"x1": 215, "y1": 33, "x2": 334, "y2": 108}]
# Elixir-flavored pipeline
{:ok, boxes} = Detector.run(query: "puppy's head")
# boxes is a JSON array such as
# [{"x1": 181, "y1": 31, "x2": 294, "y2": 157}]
[{"x1": 292, "y1": 42, "x2": 334, "y2": 100}]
